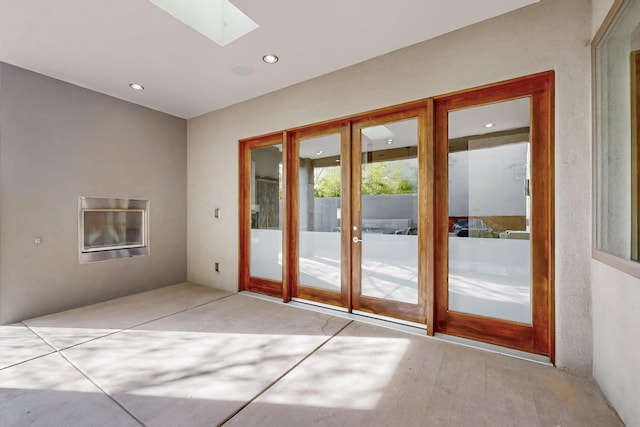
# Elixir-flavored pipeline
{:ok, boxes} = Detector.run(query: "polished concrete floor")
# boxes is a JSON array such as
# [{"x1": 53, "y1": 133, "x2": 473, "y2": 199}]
[{"x1": 0, "y1": 283, "x2": 624, "y2": 426}]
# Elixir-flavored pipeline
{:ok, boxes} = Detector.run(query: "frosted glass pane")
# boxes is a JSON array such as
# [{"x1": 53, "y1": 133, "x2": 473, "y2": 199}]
[{"x1": 447, "y1": 98, "x2": 532, "y2": 324}]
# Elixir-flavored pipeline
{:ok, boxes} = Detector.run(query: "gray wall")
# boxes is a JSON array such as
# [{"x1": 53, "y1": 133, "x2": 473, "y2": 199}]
[
  {"x1": 0, "y1": 63, "x2": 187, "y2": 324},
  {"x1": 188, "y1": 0, "x2": 593, "y2": 373}
]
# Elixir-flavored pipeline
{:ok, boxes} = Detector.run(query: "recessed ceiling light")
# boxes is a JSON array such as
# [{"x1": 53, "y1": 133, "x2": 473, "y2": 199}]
[
  {"x1": 386, "y1": 139, "x2": 394, "y2": 145},
  {"x1": 485, "y1": 123, "x2": 494, "y2": 128},
  {"x1": 129, "y1": 83, "x2": 144, "y2": 91},
  {"x1": 316, "y1": 150, "x2": 324, "y2": 155},
  {"x1": 263, "y1": 54, "x2": 279, "y2": 64}
]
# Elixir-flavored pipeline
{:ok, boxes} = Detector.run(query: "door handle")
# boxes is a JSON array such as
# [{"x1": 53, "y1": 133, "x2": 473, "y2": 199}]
[{"x1": 352, "y1": 236, "x2": 363, "y2": 243}]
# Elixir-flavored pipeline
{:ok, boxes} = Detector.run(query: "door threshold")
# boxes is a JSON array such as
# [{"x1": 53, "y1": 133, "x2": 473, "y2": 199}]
[
  {"x1": 241, "y1": 291, "x2": 426, "y2": 336},
  {"x1": 289, "y1": 299, "x2": 427, "y2": 336},
  {"x1": 433, "y1": 333, "x2": 552, "y2": 365},
  {"x1": 241, "y1": 291, "x2": 552, "y2": 365},
  {"x1": 291, "y1": 297, "x2": 349, "y2": 313}
]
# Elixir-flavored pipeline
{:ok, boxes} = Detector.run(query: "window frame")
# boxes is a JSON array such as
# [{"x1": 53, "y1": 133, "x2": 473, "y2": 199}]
[{"x1": 591, "y1": 0, "x2": 640, "y2": 278}]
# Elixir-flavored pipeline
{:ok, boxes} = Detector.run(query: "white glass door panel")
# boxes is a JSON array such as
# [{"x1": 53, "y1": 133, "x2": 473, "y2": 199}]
[
  {"x1": 298, "y1": 133, "x2": 343, "y2": 292},
  {"x1": 352, "y1": 113, "x2": 425, "y2": 324},
  {"x1": 447, "y1": 97, "x2": 532, "y2": 324},
  {"x1": 358, "y1": 119, "x2": 419, "y2": 305}
]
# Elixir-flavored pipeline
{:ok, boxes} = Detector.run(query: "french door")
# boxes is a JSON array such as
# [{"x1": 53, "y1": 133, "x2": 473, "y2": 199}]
[
  {"x1": 289, "y1": 105, "x2": 430, "y2": 325},
  {"x1": 433, "y1": 72, "x2": 554, "y2": 357},
  {"x1": 288, "y1": 123, "x2": 351, "y2": 308},
  {"x1": 240, "y1": 72, "x2": 553, "y2": 358}
]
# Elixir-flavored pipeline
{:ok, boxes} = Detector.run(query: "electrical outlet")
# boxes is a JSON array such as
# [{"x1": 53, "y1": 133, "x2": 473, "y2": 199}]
[{"x1": 215, "y1": 262, "x2": 220, "y2": 272}]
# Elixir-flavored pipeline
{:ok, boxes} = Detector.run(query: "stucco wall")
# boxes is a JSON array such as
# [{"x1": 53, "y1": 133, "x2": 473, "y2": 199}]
[
  {"x1": 0, "y1": 63, "x2": 188, "y2": 324},
  {"x1": 188, "y1": 0, "x2": 593, "y2": 372},
  {"x1": 591, "y1": 260, "x2": 640, "y2": 426}
]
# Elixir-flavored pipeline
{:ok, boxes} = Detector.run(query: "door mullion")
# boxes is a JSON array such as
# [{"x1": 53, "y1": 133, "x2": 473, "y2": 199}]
[
  {"x1": 342, "y1": 123, "x2": 353, "y2": 310},
  {"x1": 350, "y1": 123, "x2": 363, "y2": 310}
]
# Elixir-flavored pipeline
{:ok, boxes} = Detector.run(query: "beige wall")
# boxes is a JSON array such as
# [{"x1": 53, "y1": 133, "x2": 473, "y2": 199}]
[
  {"x1": 590, "y1": 1, "x2": 640, "y2": 425},
  {"x1": 188, "y1": 0, "x2": 593, "y2": 372},
  {"x1": 591, "y1": 260, "x2": 640, "y2": 426},
  {"x1": 0, "y1": 63, "x2": 188, "y2": 324}
]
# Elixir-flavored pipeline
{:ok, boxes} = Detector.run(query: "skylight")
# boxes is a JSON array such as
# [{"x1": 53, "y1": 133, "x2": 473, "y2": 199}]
[
  {"x1": 361, "y1": 125, "x2": 394, "y2": 141},
  {"x1": 150, "y1": 0, "x2": 258, "y2": 47}
]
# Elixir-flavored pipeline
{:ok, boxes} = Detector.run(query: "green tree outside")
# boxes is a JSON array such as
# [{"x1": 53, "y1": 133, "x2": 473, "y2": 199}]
[{"x1": 314, "y1": 160, "x2": 416, "y2": 197}]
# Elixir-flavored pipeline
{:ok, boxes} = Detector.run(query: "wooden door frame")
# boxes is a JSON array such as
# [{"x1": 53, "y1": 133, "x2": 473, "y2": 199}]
[
  {"x1": 238, "y1": 72, "x2": 553, "y2": 359},
  {"x1": 238, "y1": 132, "x2": 286, "y2": 298},
  {"x1": 433, "y1": 71, "x2": 555, "y2": 359},
  {"x1": 350, "y1": 103, "x2": 432, "y2": 325},
  {"x1": 286, "y1": 122, "x2": 352, "y2": 308}
]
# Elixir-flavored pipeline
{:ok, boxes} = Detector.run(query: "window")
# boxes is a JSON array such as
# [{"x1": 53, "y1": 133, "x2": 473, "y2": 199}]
[{"x1": 594, "y1": 0, "x2": 640, "y2": 262}]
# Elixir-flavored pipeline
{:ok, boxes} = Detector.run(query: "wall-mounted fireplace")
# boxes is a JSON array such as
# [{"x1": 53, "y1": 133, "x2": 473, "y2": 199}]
[{"x1": 79, "y1": 197, "x2": 149, "y2": 263}]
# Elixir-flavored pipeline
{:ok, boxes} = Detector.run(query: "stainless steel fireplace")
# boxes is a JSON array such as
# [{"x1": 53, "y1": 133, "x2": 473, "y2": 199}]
[{"x1": 79, "y1": 197, "x2": 149, "y2": 263}]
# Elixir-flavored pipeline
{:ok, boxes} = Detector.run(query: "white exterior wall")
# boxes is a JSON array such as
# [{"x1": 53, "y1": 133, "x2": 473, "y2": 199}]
[
  {"x1": 188, "y1": 0, "x2": 593, "y2": 372},
  {"x1": 591, "y1": 260, "x2": 640, "y2": 426}
]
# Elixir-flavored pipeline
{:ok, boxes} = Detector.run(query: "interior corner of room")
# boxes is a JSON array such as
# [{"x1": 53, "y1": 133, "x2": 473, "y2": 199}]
[{"x1": 0, "y1": 0, "x2": 639, "y2": 426}]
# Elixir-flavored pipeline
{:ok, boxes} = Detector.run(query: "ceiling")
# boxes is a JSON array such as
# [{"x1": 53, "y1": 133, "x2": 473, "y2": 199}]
[{"x1": 0, "y1": 0, "x2": 538, "y2": 119}]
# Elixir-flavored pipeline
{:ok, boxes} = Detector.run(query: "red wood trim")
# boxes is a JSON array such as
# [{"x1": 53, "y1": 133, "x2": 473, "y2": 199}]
[
  {"x1": 248, "y1": 277, "x2": 284, "y2": 298},
  {"x1": 353, "y1": 296, "x2": 423, "y2": 324},
  {"x1": 441, "y1": 312, "x2": 540, "y2": 355},
  {"x1": 433, "y1": 71, "x2": 555, "y2": 359},
  {"x1": 282, "y1": 131, "x2": 292, "y2": 302},
  {"x1": 342, "y1": 123, "x2": 353, "y2": 310},
  {"x1": 422, "y1": 99, "x2": 435, "y2": 334},
  {"x1": 350, "y1": 105, "x2": 428, "y2": 325},
  {"x1": 238, "y1": 133, "x2": 285, "y2": 296},
  {"x1": 285, "y1": 130, "x2": 298, "y2": 301},
  {"x1": 238, "y1": 139, "x2": 250, "y2": 291}
]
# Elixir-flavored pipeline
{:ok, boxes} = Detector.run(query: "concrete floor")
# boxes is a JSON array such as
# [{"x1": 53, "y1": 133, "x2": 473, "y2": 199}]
[{"x1": 0, "y1": 283, "x2": 624, "y2": 427}]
